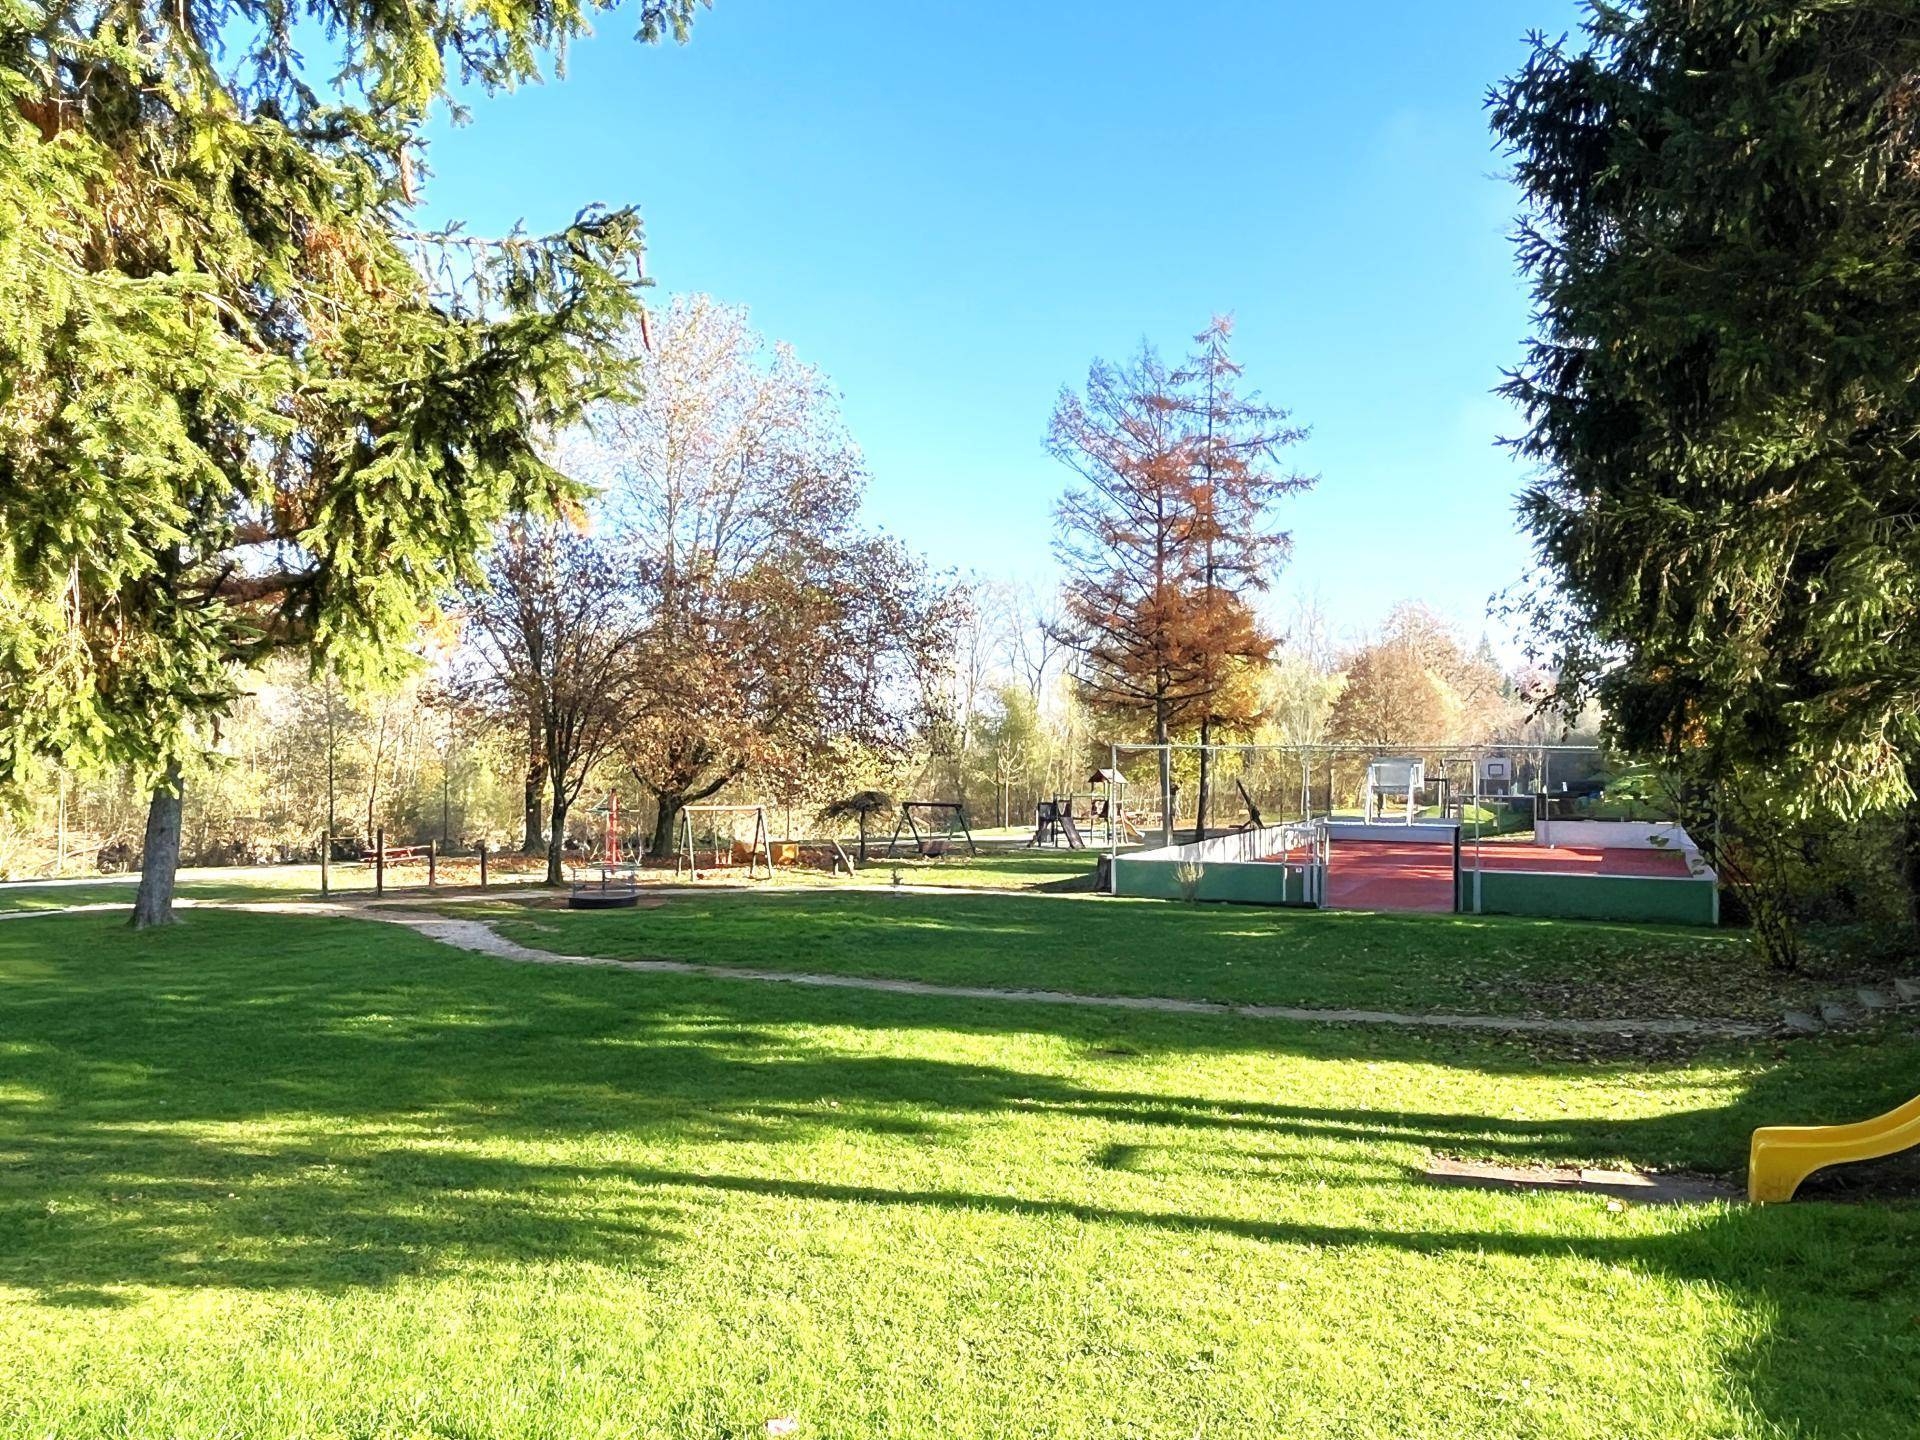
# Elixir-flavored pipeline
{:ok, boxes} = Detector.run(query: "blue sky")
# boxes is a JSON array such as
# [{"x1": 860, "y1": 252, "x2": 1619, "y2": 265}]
[{"x1": 423, "y1": 0, "x2": 1587, "y2": 656}]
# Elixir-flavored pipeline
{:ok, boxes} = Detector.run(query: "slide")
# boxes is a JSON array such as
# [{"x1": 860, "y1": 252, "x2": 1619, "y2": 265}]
[
  {"x1": 1748, "y1": 1091, "x2": 1920, "y2": 1203},
  {"x1": 1059, "y1": 814, "x2": 1087, "y2": 849}
]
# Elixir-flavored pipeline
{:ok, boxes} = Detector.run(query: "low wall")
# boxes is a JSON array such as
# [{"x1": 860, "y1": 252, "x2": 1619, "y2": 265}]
[
  {"x1": 1111, "y1": 823, "x2": 1314, "y2": 906},
  {"x1": 1459, "y1": 868, "x2": 1718, "y2": 926},
  {"x1": 1124, "y1": 823, "x2": 1303, "y2": 866},
  {"x1": 1533, "y1": 819, "x2": 1698, "y2": 852},
  {"x1": 1112, "y1": 857, "x2": 1310, "y2": 905}
]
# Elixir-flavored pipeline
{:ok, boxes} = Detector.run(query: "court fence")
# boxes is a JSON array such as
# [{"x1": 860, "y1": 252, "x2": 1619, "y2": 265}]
[{"x1": 1103, "y1": 741, "x2": 1719, "y2": 926}]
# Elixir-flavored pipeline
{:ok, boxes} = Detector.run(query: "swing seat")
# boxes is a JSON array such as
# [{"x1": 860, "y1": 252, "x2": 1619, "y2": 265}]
[{"x1": 921, "y1": 839, "x2": 949, "y2": 858}]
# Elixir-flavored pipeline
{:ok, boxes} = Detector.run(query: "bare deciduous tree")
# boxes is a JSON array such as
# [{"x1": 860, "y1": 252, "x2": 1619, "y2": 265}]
[
  {"x1": 457, "y1": 521, "x2": 643, "y2": 884},
  {"x1": 574, "y1": 297, "x2": 952, "y2": 854}
]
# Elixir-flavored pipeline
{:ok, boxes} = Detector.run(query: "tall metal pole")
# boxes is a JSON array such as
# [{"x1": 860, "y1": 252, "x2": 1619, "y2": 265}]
[
  {"x1": 1471, "y1": 748, "x2": 1482, "y2": 913},
  {"x1": 1539, "y1": 747, "x2": 1552, "y2": 848}
]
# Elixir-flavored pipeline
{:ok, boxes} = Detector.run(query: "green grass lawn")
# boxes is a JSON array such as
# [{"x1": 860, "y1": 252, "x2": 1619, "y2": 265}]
[
  {"x1": 0, "y1": 860, "x2": 553, "y2": 912},
  {"x1": 0, "y1": 875, "x2": 303, "y2": 911},
  {"x1": 480, "y1": 889, "x2": 1862, "y2": 1021},
  {"x1": 0, "y1": 848, "x2": 1094, "y2": 912},
  {"x1": 1, "y1": 907, "x2": 1915, "y2": 1437}
]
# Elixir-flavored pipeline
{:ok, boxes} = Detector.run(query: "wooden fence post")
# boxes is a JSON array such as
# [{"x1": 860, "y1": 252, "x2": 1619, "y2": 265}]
[
  {"x1": 375, "y1": 827, "x2": 385, "y2": 897},
  {"x1": 479, "y1": 842, "x2": 488, "y2": 890}
]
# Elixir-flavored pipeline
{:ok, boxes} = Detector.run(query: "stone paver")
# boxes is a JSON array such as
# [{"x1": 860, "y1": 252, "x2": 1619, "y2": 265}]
[{"x1": 1423, "y1": 1157, "x2": 1737, "y2": 1206}]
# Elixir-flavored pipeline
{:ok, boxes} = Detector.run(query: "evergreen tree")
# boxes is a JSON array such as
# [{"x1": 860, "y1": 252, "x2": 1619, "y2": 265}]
[
  {"x1": 0, "y1": 0, "x2": 708, "y2": 924},
  {"x1": 1491, "y1": 4, "x2": 1920, "y2": 920}
]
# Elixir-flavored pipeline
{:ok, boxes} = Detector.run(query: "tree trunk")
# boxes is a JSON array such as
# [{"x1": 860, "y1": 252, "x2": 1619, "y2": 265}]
[
  {"x1": 1155, "y1": 708, "x2": 1173, "y2": 845},
  {"x1": 546, "y1": 769, "x2": 570, "y2": 886},
  {"x1": 132, "y1": 763, "x2": 184, "y2": 930},
  {"x1": 521, "y1": 717, "x2": 546, "y2": 854},
  {"x1": 1902, "y1": 758, "x2": 1920, "y2": 937},
  {"x1": 1195, "y1": 714, "x2": 1212, "y2": 840},
  {"x1": 857, "y1": 814, "x2": 869, "y2": 863},
  {"x1": 649, "y1": 794, "x2": 684, "y2": 864}
]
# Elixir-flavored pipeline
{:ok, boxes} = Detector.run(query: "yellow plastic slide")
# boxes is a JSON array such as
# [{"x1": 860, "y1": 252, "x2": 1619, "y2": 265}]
[{"x1": 1748, "y1": 1092, "x2": 1920, "y2": 1203}]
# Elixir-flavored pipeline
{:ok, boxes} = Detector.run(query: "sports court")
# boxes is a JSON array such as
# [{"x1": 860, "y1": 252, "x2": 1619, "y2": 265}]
[
  {"x1": 1306, "y1": 837, "x2": 1696, "y2": 913},
  {"x1": 1105, "y1": 745, "x2": 1721, "y2": 925}
]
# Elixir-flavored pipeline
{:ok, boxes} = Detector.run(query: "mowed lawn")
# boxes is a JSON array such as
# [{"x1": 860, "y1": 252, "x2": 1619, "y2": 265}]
[
  {"x1": 1, "y1": 909, "x2": 1918, "y2": 1437},
  {"x1": 0, "y1": 848, "x2": 1089, "y2": 916},
  {"x1": 0, "y1": 875, "x2": 306, "y2": 912},
  {"x1": 483, "y1": 889, "x2": 1851, "y2": 1021}
]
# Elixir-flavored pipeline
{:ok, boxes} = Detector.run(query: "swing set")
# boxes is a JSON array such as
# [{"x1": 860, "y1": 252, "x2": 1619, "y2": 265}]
[
  {"x1": 675, "y1": 804, "x2": 774, "y2": 880},
  {"x1": 886, "y1": 801, "x2": 977, "y2": 858}
]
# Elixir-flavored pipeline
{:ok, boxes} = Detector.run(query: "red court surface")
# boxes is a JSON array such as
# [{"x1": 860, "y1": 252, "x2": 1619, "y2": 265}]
[
  {"x1": 1469, "y1": 840, "x2": 1692, "y2": 878},
  {"x1": 1264, "y1": 838, "x2": 1693, "y2": 913},
  {"x1": 1327, "y1": 840, "x2": 1453, "y2": 912}
]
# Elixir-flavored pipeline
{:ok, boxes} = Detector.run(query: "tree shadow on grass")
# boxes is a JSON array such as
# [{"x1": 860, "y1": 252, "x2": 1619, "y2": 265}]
[
  {"x1": 1, "y1": 910, "x2": 1916, "y2": 1437},
  {"x1": 0, "y1": 1124, "x2": 690, "y2": 1294}
]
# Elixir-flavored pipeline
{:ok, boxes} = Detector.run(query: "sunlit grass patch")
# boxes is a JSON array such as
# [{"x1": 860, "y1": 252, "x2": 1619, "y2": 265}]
[{"x1": 0, "y1": 910, "x2": 1913, "y2": 1438}]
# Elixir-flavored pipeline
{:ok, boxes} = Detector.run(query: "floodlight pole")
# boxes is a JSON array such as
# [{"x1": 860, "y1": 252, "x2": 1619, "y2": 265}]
[{"x1": 1108, "y1": 740, "x2": 1120, "y2": 895}]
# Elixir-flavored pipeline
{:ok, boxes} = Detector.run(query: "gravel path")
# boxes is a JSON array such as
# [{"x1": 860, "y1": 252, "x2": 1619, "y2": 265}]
[
  {"x1": 0, "y1": 902, "x2": 132, "y2": 920},
  {"x1": 193, "y1": 898, "x2": 1769, "y2": 1039},
  {"x1": 1, "y1": 894, "x2": 1775, "y2": 1038}
]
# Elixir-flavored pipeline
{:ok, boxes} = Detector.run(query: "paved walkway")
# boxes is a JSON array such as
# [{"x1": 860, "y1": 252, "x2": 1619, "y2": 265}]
[{"x1": 164, "y1": 898, "x2": 1765, "y2": 1039}]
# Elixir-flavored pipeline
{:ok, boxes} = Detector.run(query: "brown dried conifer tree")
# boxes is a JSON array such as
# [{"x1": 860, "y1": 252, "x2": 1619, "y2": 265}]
[{"x1": 1048, "y1": 323, "x2": 1310, "y2": 839}]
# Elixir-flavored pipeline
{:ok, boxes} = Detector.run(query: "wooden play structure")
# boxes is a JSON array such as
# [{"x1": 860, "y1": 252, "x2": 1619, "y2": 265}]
[
  {"x1": 1086, "y1": 768, "x2": 1148, "y2": 843},
  {"x1": 1235, "y1": 778, "x2": 1265, "y2": 831},
  {"x1": 1027, "y1": 797, "x2": 1087, "y2": 849},
  {"x1": 1030, "y1": 771, "x2": 1148, "y2": 849},
  {"x1": 676, "y1": 803, "x2": 774, "y2": 880},
  {"x1": 887, "y1": 801, "x2": 977, "y2": 858}
]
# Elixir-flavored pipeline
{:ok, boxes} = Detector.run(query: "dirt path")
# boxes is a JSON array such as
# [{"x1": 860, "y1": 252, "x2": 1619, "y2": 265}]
[
  {"x1": 0, "y1": 902, "x2": 133, "y2": 920},
  {"x1": 168, "y1": 897, "x2": 1764, "y2": 1039}
]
